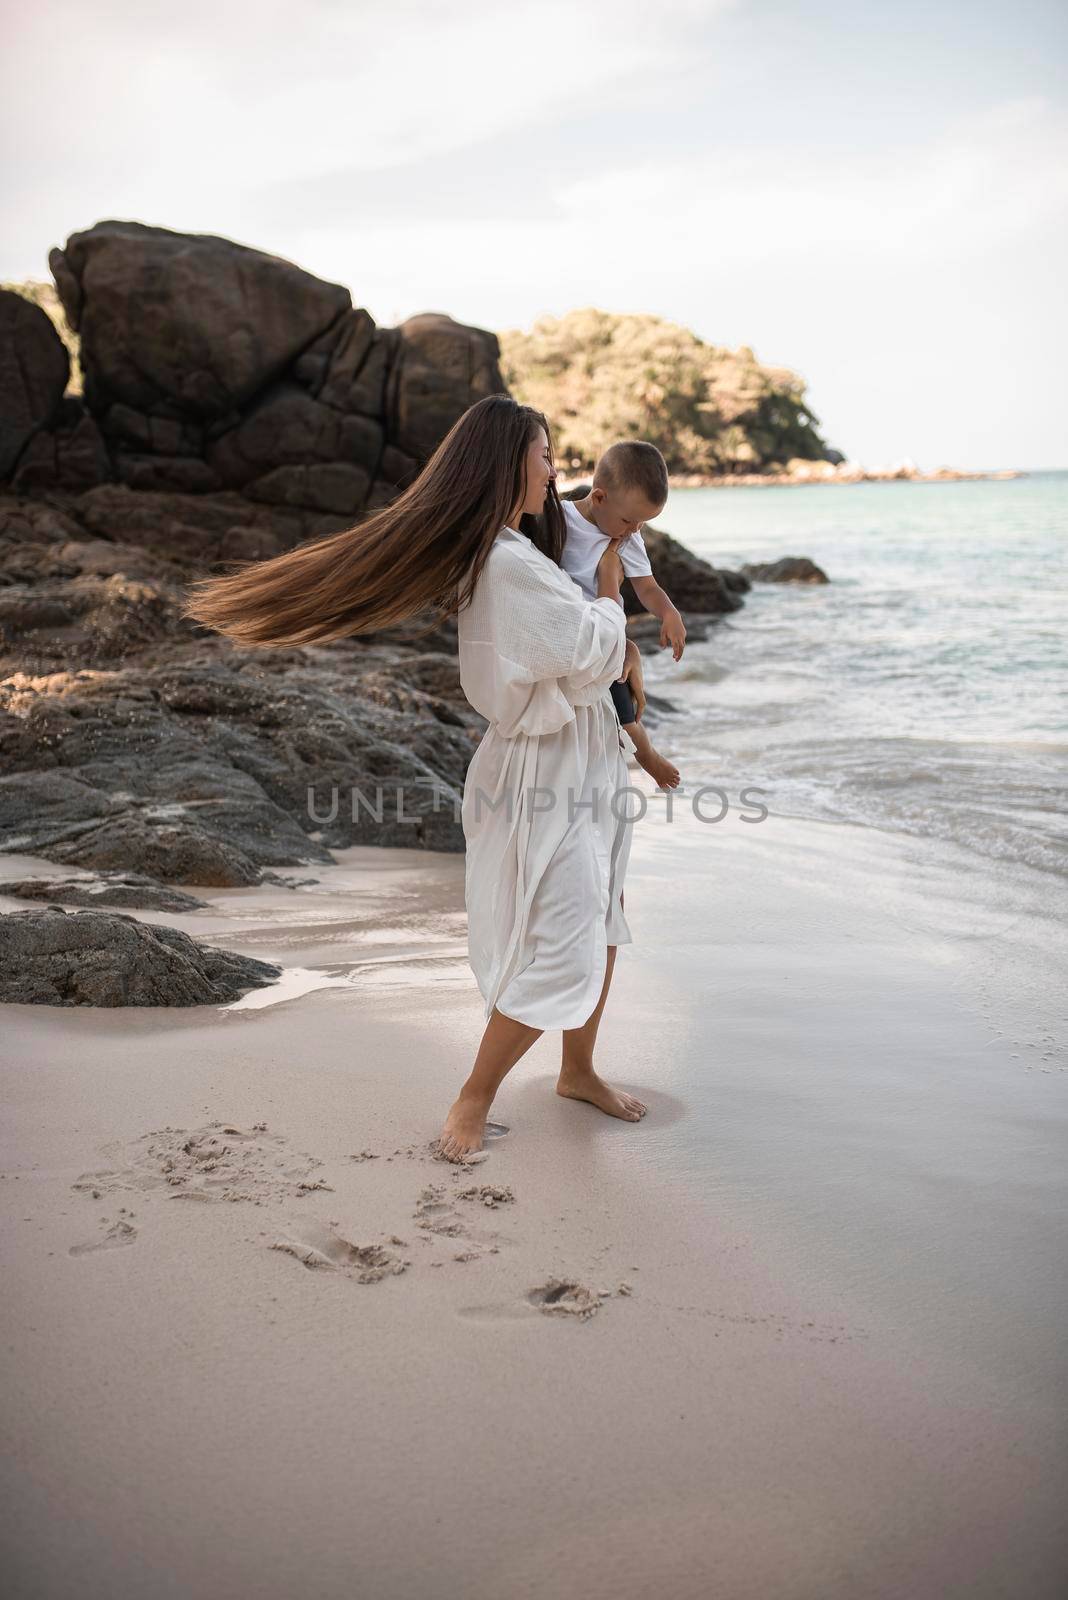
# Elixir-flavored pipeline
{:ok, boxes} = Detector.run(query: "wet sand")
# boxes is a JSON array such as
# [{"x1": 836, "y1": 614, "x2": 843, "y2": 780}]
[{"x1": 1, "y1": 806, "x2": 1065, "y2": 1600}]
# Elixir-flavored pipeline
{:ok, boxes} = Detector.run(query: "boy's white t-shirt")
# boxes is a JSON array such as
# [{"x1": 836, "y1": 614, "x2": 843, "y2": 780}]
[{"x1": 559, "y1": 498, "x2": 654, "y2": 601}]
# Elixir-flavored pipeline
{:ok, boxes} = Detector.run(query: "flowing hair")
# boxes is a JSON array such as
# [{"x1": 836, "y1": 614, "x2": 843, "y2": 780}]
[{"x1": 181, "y1": 394, "x2": 567, "y2": 647}]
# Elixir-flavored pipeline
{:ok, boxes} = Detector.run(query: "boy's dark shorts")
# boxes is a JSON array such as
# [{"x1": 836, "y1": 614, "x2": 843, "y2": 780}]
[{"x1": 609, "y1": 677, "x2": 636, "y2": 725}]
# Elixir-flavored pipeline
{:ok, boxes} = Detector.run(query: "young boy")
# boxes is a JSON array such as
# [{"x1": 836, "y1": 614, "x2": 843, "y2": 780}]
[{"x1": 559, "y1": 440, "x2": 684, "y2": 790}]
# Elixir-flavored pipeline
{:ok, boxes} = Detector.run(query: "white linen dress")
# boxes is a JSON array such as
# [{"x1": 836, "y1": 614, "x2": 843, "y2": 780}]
[{"x1": 458, "y1": 524, "x2": 639, "y2": 1031}]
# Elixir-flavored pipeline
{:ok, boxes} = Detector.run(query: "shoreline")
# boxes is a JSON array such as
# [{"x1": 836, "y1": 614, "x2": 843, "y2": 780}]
[
  {"x1": 558, "y1": 466, "x2": 1025, "y2": 493},
  {"x1": 2, "y1": 806, "x2": 1065, "y2": 1598}
]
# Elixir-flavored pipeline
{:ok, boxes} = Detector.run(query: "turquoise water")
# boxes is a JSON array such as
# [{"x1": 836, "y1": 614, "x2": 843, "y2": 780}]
[{"x1": 644, "y1": 472, "x2": 1068, "y2": 876}]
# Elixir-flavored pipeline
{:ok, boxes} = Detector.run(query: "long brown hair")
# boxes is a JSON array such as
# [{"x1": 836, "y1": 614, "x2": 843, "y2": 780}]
[{"x1": 181, "y1": 395, "x2": 567, "y2": 646}]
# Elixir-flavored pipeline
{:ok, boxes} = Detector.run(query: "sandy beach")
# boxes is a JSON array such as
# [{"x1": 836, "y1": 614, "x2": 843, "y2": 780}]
[{"x1": 2, "y1": 797, "x2": 1065, "y2": 1600}]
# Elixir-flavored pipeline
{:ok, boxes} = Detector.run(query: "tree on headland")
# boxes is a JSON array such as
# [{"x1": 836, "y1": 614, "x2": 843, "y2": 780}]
[{"x1": 499, "y1": 308, "x2": 832, "y2": 475}]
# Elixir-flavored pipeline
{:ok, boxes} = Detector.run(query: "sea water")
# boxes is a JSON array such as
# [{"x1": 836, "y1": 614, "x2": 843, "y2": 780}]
[{"x1": 646, "y1": 471, "x2": 1067, "y2": 878}]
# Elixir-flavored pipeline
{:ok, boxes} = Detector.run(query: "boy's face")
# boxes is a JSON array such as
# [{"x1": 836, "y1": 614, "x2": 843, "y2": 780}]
[{"x1": 589, "y1": 486, "x2": 664, "y2": 541}]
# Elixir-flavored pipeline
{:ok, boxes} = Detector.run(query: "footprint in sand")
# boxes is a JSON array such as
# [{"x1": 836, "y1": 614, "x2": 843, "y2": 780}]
[
  {"x1": 412, "y1": 1181, "x2": 518, "y2": 1260},
  {"x1": 413, "y1": 1183, "x2": 469, "y2": 1237},
  {"x1": 526, "y1": 1279, "x2": 606, "y2": 1320},
  {"x1": 71, "y1": 1121, "x2": 323, "y2": 1207},
  {"x1": 456, "y1": 1183, "x2": 515, "y2": 1210},
  {"x1": 459, "y1": 1277, "x2": 624, "y2": 1323},
  {"x1": 268, "y1": 1220, "x2": 409, "y2": 1283},
  {"x1": 69, "y1": 1211, "x2": 138, "y2": 1255}
]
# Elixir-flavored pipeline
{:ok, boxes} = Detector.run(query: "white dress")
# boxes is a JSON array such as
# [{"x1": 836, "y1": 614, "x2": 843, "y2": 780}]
[{"x1": 458, "y1": 525, "x2": 639, "y2": 1031}]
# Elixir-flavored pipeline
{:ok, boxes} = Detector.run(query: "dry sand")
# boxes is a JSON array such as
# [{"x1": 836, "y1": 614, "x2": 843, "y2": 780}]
[{"x1": 1, "y1": 803, "x2": 1066, "y2": 1600}]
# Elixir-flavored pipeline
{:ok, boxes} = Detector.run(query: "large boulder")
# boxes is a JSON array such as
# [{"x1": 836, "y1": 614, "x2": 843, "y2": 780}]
[
  {"x1": 19, "y1": 224, "x2": 510, "y2": 518},
  {"x1": 0, "y1": 290, "x2": 70, "y2": 477},
  {"x1": 386, "y1": 313, "x2": 506, "y2": 463},
  {"x1": 49, "y1": 220, "x2": 352, "y2": 421},
  {"x1": 0, "y1": 905, "x2": 279, "y2": 1005}
]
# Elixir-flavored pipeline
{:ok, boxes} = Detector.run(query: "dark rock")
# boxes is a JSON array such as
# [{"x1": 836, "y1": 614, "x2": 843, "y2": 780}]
[
  {"x1": 62, "y1": 484, "x2": 305, "y2": 568},
  {"x1": 639, "y1": 526, "x2": 744, "y2": 615},
  {"x1": 48, "y1": 219, "x2": 351, "y2": 420},
  {"x1": 739, "y1": 556, "x2": 829, "y2": 583},
  {"x1": 0, "y1": 571, "x2": 187, "y2": 667},
  {"x1": 0, "y1": 290, "x2": 70, "y2": 476},
  {"x1": 100, "y1": 401, "x2": 206, "y2": 457},
  {"x1": 387, "y1": 313, "x2": 506, "y2": 462},
  {"x1": 0, "y1": 646, "x2": 473, "y2": 880},
  {"x1": 717, "y1": 567, "x2": 751, "y2": 595},
  {"x1": 206, "y1": 382, "x2": 383, "y2": 494},
  {"x1": 298, "y1": 313, "x2": 396, "y2": 421},
  {"x1": 10, "y1": 396, "x2": 111, "y2": 494},
  {"x1": 114, "y1": 451, "x2": 223, "y2": 495},
  {"x1": 1, "y1": 872, "x2": 208, "y2": 912},
  {"x1": 245, "y1": 461, "x2": 374, "y2": 516},
  {"x1": 0, "y1": 905, "x2": 279, "y2": 1005}
]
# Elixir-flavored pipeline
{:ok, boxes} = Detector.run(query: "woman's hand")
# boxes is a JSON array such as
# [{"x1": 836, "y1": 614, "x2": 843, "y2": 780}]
[
  {"x1": 619, "y1": 638, "x2": 646, "y2": 721},
  {"x1": 596, "y1": 542, "x2": 625, "y2": 600}
]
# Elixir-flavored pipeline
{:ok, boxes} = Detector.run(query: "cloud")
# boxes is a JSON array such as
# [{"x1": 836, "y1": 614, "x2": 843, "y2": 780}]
[{"x1": 553, "y1": 97, "x2": 1068, "y2": 266}]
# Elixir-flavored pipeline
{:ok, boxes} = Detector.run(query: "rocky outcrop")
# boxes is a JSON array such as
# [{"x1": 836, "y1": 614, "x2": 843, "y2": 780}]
[
  {"x1": 4, "y1": 221, "x2": 507, "y2": 514},
  {"x1": 739, "y1": 556, "x2": 829, "y2": 583},
  {"x1": 0, "y1": 292, "x2": 72, "y2": 479},
  {"x1": 0, "y1": 639, "x2": 475, "y2": 882},
  {"x1": 0, "y1": 905, "x2": 279, "y2": 1005},
  {"x1": 0, "y1": 221, "x2": 760, "y2": 912},
  {"x1": 0, "y1": 872, "x2": 208, "y2": 911}
]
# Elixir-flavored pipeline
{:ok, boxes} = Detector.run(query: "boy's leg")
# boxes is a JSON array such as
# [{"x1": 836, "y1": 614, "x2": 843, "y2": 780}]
[
  {"x1": 610, "y1": 677, "x2": 680, "y2": 790},
  {"x1": 622, "y1": 716, "x2": 655, "y2": 762}
]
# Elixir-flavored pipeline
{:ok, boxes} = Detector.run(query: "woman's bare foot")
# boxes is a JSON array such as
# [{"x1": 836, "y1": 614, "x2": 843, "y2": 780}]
[
  {"x1": 436, "y1": 1093, "x2": 493, "y2": 1162},
  {"x1": 556, "y1": 1068, "x2": 648, "y2": 1122}
]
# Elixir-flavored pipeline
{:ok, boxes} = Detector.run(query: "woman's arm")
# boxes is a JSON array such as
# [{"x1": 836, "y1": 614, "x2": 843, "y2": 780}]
[{"x1": 596, "y1": 543, "x2": 626, "y2": 605}]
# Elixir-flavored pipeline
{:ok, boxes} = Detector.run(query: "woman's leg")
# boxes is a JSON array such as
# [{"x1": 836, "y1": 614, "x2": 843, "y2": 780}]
[
  {"x1": 436, "y1": 1007, "x2": 544, "y2": 1161},
  {"x1": 556, "y1": 891, "x2": 647, "y2": 1123}
]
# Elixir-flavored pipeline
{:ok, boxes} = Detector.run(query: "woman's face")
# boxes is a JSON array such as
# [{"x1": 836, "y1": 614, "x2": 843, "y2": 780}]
[{"x1": 516, "y1": 426, "x2": 555, "y2": 519}]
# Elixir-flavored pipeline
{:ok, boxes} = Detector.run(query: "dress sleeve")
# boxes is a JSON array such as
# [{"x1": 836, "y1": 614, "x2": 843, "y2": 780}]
[{"x1": 458, "y1": 543, "x2": 628, "y2": 738}]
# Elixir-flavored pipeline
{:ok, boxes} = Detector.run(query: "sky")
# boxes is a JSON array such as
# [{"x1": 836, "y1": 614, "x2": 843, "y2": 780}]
[{"x1": 3, "y1": 0, "x2": 1067, "y2": 470}]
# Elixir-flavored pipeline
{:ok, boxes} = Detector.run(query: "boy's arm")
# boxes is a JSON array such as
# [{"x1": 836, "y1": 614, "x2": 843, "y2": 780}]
[{"x1": 628, "y1": 573, "x2": 687, "y2": 661}]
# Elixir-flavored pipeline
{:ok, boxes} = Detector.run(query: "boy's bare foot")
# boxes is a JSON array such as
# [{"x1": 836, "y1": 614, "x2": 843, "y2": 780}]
[
  {"x1": 556, "y1": 1068, "x2": 648, "y2": 1122},
  {"x1": 436, "y1": 1093, "x2": 493, "y2": 1162},
  {"x1": 637, "y1": 747, "x2": 680, "y2": 790}
]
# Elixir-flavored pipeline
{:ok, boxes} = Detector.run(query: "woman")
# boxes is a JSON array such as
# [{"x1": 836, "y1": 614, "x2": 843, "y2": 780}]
[{"x1": 183, "y1": 395, "x2": 648, "y2": 1162}]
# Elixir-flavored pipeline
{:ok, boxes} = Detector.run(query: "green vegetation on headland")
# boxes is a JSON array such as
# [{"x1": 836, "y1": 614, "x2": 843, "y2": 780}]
[{"x1": 499, "y1": 308, "x2": 835, "y2": 477}]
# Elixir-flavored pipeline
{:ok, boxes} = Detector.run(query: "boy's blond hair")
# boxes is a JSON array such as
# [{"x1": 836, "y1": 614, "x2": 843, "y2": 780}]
[{"x1": 592, "y1": 441, "x2": 668, "y2": 505}]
